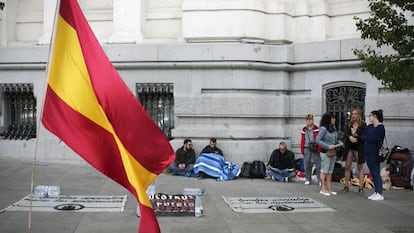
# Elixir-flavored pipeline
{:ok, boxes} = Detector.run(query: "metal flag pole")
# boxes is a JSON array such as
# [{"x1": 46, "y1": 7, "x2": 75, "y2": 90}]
[{"x1": 28, "y1": 0, "x2": 62, "y2": 232}]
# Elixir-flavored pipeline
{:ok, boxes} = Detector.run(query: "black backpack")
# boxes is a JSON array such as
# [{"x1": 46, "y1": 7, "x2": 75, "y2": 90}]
[
  {"x1": 250, "y1": 160, "x2": 266, "y2": 178},
  {"x1": 240, "y1": 162, "x2": 252, "y2": 178},
  {"x1": 332, "y1": 162, "x2": 345, "y2": 182}
]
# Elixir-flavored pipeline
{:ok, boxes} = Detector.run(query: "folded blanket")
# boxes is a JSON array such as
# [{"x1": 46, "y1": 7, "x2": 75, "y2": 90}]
[{"x1": 193, "y1": 153, "x2": 240, "y2": 181}]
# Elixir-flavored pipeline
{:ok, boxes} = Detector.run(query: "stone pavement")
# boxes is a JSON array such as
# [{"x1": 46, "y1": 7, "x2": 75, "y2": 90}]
[{"x1": 0, "y1": 158, "x2": 413, "y2": 233}]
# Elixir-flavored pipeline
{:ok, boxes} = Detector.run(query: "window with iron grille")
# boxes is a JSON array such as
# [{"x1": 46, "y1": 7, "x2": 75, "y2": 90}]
[
  {"x1": 325, "y1": 84, "x2": 366, "y2": 133},
  {"x1": 136, "y1": 83, "x2": 174, "y2": 139},
  {"x1": 0, "y1": 83, "x2": 37, "y2": 140}
]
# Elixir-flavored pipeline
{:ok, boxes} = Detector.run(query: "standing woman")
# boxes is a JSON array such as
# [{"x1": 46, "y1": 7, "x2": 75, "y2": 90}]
[
  {"x1": 341, "y1": 108, "x2": 366, "y2": 195},
  {"x1": 361, "y1": 110, "x2": 385, "y2": 201},
  {"x1": 316, "y1": 113, "x2": 341, "y2": 196}
]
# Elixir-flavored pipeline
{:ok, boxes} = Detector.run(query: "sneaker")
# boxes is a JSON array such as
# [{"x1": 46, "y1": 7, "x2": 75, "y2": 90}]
[
  {"x1": 320, "y1": 190, "x2": 331, "y2": 196},
  {"x1": 368, "y1": 192, "x2": 377, "y2": 200},
  {"x1": 318, "y1": 182, "x2": 321, "y2": 186},
  {"x1": 330, "y1": 191, "x2": 338, "y2": 195},
  {"x1": 284, "y1": 177, "x2": 289, "y2": 182},
  {"x1": 369, "y1": 193, "x2": 384, "y2": 201},
  {"x1": 304, "y1": 181, "x2": 311, "y2": 185}
]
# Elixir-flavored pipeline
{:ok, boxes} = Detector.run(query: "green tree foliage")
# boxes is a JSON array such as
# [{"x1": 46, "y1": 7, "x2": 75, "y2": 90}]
[{"x1": 353, "y1": 0, "x2": 414, "y2": 91}]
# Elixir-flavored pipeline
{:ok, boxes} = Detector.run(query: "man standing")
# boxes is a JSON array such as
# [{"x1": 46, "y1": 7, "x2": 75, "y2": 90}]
[
  {"x1": 300, "y1": 114, "x2": 321, "y2": 185},
  {"x1": 266, "y1": 141, "x2": 296, "y2": 182},
  {"x1": 169, "y1": 139, "x2": 196, "y2": 176}
]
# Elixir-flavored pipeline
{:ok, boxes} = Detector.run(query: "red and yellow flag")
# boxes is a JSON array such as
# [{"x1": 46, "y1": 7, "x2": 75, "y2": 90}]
[{"x1": 41, "y1": 0, "x2": 175, "y2": 232}]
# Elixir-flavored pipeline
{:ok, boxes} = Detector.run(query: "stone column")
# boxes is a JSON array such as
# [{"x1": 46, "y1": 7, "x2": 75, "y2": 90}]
[
  {"x1": 0, "y1": 2, "x2": 5, "y2": 46},
  {"x1": 1, "y1": 0, "x2": 19, "y2": 46},
  {"x1": 110, "y1": 0, "x2": 143, "y2": 43},
  {"x1": 38, "y1": 0, "x2": 58, "y2": 44}
]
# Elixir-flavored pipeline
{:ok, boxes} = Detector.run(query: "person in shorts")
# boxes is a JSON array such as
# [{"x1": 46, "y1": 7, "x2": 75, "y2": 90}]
[{"x1": 341, "y1": 108, "x2": 366, "y2": 195}]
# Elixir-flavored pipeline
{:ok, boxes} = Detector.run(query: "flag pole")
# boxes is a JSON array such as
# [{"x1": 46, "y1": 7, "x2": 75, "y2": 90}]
[{"x1": 28, "y1": 0, "x2": 61, "y2": 232}]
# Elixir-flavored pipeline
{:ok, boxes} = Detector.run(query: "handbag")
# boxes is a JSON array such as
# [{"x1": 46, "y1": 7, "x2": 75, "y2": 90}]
[
  {"x1": 325, "y1": 130, "x2": 337, "y2": 158},
  {"x1": 378, "y1": 136, "x2": 390, "y2": 162},
  {"x1": 327, "y1": 149, "x2": 336, "y2": 158},
  {"x1": 306, "y1": 130, "x2": 318, "y2": 152},
  {"x1": 308, "y1": 142, "x2": 318, "y2": 152}
]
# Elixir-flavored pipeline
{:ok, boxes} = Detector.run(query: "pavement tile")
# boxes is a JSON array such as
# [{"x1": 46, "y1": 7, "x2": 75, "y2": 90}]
[{"x1": 0, "y1": 158, "x2": 413, "y2": 233}]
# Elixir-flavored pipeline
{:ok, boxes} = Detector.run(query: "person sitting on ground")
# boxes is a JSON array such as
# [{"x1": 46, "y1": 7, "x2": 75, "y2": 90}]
[
  {"x1": 266, "y1": 141, "x2": 296, "y2": 182},
  {"x1": 194, "y1": 138, "x2": 239, "y2": 180},
  {"x1": 201, "y1": 138, "x2": 224, "y2": 156},
  {"x1": 168, "y1": 139, "x2": 196, "y2": 177}
]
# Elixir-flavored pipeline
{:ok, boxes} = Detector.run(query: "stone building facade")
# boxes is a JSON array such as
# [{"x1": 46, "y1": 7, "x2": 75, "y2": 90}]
[{"x1": 0, "y1": 0, "x2": 413, "y2": 164}]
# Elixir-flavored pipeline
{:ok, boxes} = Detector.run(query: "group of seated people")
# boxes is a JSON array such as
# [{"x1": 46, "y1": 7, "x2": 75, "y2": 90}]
[{"x1": 168, "y1": 138, "x2": 296, "y2": 182}]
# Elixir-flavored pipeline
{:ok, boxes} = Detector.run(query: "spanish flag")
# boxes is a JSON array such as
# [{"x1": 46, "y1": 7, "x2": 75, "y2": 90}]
[{"x1": 41, "y1": 0, "x2": 175, "y2": 232}]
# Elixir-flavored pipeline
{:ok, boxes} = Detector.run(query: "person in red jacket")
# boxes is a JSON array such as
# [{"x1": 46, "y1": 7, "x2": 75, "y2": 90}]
[{"x1": 300, "y1": 114, "x2": 321, "y2": 185}]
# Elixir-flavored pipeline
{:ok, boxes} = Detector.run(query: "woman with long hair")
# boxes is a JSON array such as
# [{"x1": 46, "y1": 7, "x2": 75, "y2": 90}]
[
  {"x1": 341, "y1": 108, "x2": 366, "y2": 195},
  {"x1": 361, "y1": 110, "x2": 385, "y2": 201},
  {"x1": 316, "y1": 113, "x2": 342, "y2": 196}
]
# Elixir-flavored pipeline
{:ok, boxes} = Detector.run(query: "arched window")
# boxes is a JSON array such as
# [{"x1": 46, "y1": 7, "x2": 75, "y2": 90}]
[{"x1": 323, "y1": 82, "x2": 366, "y2": 133}]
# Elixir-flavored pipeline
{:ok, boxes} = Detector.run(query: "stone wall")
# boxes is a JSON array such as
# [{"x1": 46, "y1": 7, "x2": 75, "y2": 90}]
[
  {"x1": 1, "y1": 39, "x2": 413, "y2": 165},
  {"x1": 0, "y1": 0, "x2": 371, "y2": 45}
]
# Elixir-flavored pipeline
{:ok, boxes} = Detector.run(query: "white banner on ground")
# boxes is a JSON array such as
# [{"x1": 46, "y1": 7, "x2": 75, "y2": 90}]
[
  {"x1": 223, "y1": 196, "x2": 335, "y2": 213},
  {"x1": 5, "y1": 195, "x2": 127, "y2": 213}
]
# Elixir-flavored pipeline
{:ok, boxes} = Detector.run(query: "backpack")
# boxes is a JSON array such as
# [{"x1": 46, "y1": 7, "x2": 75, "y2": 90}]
[
  {"x1": 332, "y1": 162, "x2": 345, "y2": 182},
  {"x1": 250, "y1": 160, "x2": 266, "y2": 178},
  {"x1": 240, "y1": 162, "x2": 252, "y2": 178},
  {"x1": 388, "y1": 146, "x2": 413, "y2": 189},
  {"x1": 295, "y1": 158, "x2": 305, "y2": 172}
]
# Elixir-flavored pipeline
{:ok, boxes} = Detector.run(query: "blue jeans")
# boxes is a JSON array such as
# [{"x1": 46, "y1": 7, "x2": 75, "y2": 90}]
[
  {"x1": 169, "y1": 163, "x2": 194, "y2": 176},
  {"x1": 365, "y1": 153, "x2": 382, "y2": 194},
  {"x1": 304, "y1": 148, "x2": 321, "y2": 182},
  {"x1": 266, "y1": 168, "x2": 296, "y2": 181}
]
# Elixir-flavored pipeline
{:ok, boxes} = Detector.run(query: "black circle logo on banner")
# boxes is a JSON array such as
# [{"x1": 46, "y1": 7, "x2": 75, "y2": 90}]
[{"x1": 54, "y1": 204, "x2": 85, "y2": 211}]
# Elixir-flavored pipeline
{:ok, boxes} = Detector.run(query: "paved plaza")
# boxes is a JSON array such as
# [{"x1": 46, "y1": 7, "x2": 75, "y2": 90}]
[{"x1": 0, "y1": 158, "x2": 413, "y2": 233}]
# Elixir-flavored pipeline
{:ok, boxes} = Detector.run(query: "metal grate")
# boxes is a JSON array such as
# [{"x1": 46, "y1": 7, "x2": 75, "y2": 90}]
[
  {"x1": 136, "y1": 83, "x2": 174, "y2": 139},
  {"x1": 0, "y1": 83, "x2": 37, "y2": 140},
  {"x1": 326, "y1": 86, "x2": 366, "y2": 133}
]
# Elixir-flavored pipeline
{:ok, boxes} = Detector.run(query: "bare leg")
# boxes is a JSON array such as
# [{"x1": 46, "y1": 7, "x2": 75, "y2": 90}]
[
  {"x1": 357, "y1": 163, "x2": 365, "y2": 194},
  {"x1": 320, "y1": 172, "x2": 327, "y2": 192},
  {"x1": 344, "y1": 151, "x2": 353, "y2": 187},
  {"x1": 326, "y1": 174, "x2": 332, "y2": 192}
]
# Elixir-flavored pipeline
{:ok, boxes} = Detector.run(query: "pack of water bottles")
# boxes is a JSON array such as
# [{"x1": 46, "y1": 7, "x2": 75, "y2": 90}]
[{"x1": 33, "y1": 185, "x2": 61, "y2": 197}]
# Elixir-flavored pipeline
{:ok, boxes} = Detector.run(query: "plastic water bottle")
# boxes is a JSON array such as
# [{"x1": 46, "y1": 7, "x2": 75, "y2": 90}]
[
  {"x1": 33, "y1": 185, "x2": 49, "y2": 197},
  {"x1": 48, "y1": 186, "x2": 60, "y2": 197},
  {"x1": 136, "y1": 204, "x2": 140, "y2": 217},
  {"x1": 195, "y1": 195, "x2": 202, "y2": 217},
  {"x1": 183, "y1": 187, "x2": 203, "y2": 196},
  {"x1": 146, "y1": 185, "x2": 156, "y2": 197}
]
